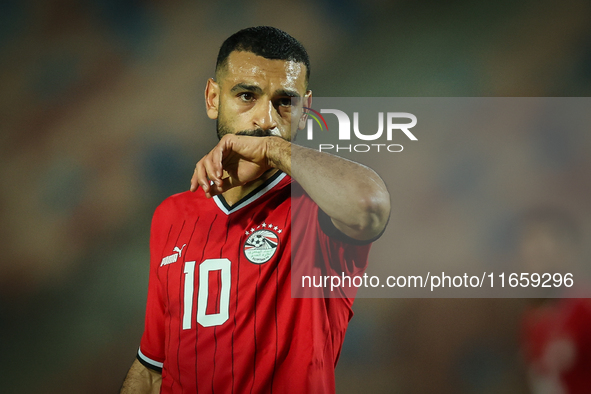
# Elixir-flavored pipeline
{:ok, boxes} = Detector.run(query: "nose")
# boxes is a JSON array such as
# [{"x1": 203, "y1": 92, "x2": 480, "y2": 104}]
[{"x1": 252, "y1": 100, "x2": 278, "y2": 131}]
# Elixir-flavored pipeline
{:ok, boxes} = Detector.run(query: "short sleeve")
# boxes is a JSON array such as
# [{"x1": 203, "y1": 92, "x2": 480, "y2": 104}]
[
  {"x1": 137, "y1": 204, "x2": 168, "y2": 372},
  {"x1": 291, "y1": 185, "x2": 373, "y2": 298}
]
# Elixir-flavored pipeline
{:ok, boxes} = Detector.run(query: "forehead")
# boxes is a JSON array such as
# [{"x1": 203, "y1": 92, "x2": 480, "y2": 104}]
[{"x1": 220, "y1": 51, "x2": 307, "y2": 93}]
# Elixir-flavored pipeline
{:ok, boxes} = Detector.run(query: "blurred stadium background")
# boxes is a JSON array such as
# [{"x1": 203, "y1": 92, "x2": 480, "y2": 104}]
[{"x1": 1, "y1": 0, "x2": 591, "y2": 392}]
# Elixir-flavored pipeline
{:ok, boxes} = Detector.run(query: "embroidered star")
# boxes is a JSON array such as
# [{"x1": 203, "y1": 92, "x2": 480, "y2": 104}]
[
  {"x1": 262, "y1": 223, "x2": 267, "y2": 228},
  {"x1": 268, "y1": 223, "x2": 273, "y2": 228},
  {"x1": 278, "y1": 229, "x2": 282, "y2": 234},
  {"x1": 250, "y1": 228, "x2": 255, "y2": 233},
  {"x1": 274, "y1": 226, "x2": 278, "y2": 230},
  {"x1": 245, "y1": 231, "x2": 249, "y2": 236}
]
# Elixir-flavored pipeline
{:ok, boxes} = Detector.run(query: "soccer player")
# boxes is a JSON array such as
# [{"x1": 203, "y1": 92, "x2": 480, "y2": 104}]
[{"x1": 121, "y1": 26, "x2": 390, "y2": 394}]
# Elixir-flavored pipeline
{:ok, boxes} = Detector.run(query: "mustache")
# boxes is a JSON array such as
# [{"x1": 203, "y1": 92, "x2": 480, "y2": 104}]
[{"x1": 235, "y1": 129, "x2": 275, "y2": 137}]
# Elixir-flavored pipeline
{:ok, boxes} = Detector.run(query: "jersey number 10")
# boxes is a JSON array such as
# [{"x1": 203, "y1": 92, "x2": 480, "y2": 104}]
[{"x1": 182, "y1": 258, "x2": 231, "y2": 329}]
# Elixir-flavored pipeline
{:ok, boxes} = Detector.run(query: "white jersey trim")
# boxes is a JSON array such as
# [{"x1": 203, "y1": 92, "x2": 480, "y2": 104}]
[
  {"x1": 213, "y1": 172, "x2": 287, "y2": 215},
  {"x1": 138, "y1": 347, "x2": 164, "y2": 369}
]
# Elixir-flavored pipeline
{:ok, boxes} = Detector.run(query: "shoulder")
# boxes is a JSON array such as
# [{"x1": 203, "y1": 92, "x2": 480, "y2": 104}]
[{"x1": 153, "y1": 189, "x2": 208, "y2": 220}]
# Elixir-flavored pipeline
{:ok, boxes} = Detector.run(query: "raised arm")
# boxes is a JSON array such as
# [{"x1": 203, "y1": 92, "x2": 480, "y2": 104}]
[
  {"x1": 270, "y1": 138, "x2": 390, "y2": 241},
  {"x1": 190, "y1": 134, "x2": 390, "y2": 241},
  {"x1": 120, "y1": 359, "x2": 162, "y2": 394}
]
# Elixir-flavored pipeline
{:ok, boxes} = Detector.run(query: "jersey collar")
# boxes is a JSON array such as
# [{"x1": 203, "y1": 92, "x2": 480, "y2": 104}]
[{"x1": 213, "y1": 171, "x2": 287, "y2": 215}]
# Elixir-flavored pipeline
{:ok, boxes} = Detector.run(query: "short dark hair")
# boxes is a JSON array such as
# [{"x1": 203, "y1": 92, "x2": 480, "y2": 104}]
[{"x1": 216, "y1": 26, "x2": 310, "y2": 83}]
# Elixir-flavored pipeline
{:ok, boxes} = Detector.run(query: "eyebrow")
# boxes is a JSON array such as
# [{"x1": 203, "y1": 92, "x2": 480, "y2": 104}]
[
  {"x1": 230, "y1": 83, "x2": 263, "y2": 94},
  {"x1": 230, "y1": 83, "x2": 301, "y2": 99},
  {"x1": 275, "y1": 89, "x2": 301, "y2": 99}
]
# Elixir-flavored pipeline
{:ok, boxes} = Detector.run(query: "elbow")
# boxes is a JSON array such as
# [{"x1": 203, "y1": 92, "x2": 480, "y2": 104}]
[{"x1": 352, "y1": 187, "x2": 391, "y2": 241}]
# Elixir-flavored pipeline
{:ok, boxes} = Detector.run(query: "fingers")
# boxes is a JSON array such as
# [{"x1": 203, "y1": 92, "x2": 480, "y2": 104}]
[
  {"x1": 190, "y1": 157, "x2": 207, "y2": 193},
  {"x1": 210, "y1": 143, "x2": 224, "y2": 181},
  {"x1": 190, "y1": 158, "x2": 202, "y2": 192},
  {"x1": 190, "y1": 141, "x2": 227, "y2": 195},
  {"x1": 205, "y1": 176, "x2": 240, "y2": 196},
  {"x1": 190, "y1": 134, "x2": 270, "y2": 196},
  {"x1": 190, "y1": 166, "x2": 238, "y2": 198}
]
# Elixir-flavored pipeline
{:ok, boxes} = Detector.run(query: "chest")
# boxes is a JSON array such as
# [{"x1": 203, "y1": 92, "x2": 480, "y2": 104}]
[{"x1": 155, "y1": 201, "x2": 291, "y2": 326}]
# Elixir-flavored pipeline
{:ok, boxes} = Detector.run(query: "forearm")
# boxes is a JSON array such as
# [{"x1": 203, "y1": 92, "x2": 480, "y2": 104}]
[
  {"x1": 267, "y1": 137, "x2": 390, "y2": 240},
  {"x1": 120, "y1": 359, "x2": 162, "y2": 394}
]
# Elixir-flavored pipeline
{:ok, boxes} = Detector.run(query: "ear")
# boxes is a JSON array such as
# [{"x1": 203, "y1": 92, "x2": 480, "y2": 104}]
[
  {"x1": 205, "y1": 78, "x2": 220, "y2": 119},
  {"x1": 298, "y1": 90, "x2": 312, "y2": 130}
]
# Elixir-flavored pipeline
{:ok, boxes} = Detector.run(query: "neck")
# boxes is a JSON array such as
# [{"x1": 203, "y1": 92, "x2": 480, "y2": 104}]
[{"x1": 221, "y1": 169, "x2": 279, "y2": 207}]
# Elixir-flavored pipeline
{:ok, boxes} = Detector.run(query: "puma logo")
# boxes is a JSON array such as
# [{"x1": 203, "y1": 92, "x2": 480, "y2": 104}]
[
  {"x1": 161, "y1": 244, "x2": 187, "y2": 267},
  {"x1": 173, "y1": 244, "x2": 186, "y2": 257}
]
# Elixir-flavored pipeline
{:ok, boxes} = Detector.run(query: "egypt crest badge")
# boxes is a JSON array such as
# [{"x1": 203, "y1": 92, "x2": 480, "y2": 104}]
[{"x1": 243, "y1": 223, "x2": 281, "y2": 264}]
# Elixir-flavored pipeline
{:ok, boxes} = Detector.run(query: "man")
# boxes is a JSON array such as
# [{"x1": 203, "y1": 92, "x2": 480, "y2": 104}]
[{"x1": 121, "y1": 26, "x2": 390, "y2": 393}]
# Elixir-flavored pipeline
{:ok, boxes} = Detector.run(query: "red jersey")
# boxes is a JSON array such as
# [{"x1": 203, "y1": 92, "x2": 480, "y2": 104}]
[{"x1": 137, "y1": 171, "x2": 372, "y2": 393}]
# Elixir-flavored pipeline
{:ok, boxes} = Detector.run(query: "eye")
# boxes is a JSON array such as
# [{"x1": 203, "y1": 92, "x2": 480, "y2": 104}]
[
  {"x1": 278, "y1": 97, "x2": 291, "y2": 107},
  {"x1": 238, "y1": 92, "x2": 255, "y2": 102},
  {"x1": 277, "y1": 97, "x2": 294, "y2": 107}
]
